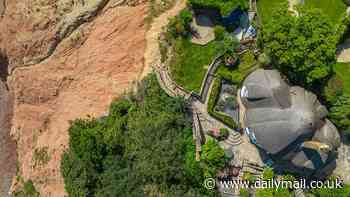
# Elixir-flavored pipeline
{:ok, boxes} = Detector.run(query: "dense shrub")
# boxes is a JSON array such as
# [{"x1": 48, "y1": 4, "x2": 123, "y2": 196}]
[
  {"x1": 257, "y1": 52, "x2": 271, "y2": 67},
  {"x1": 61, "y1": 74, "x2": 223, "y2": 196},
  {"x1": 200, "y1": 138, "x2": 226, "y2": 177},
  {"x1": 217, "y1": 50, "x2": 257, "y2": 84},
  {"x1": 167, "y1": 9, "x2": 193, "y2": 39},
  {"x1": 214, "y1": 25, "x2": 226, "y2": 41},
  {"x1": 329, "y1": 94, "x2": 350, "y2": 136},
  {"x1": 324, "y1": 75, "x2": 344, "y2": 103},
  {"x1": 13, "y1": 180, "x2": 40, "y2": 197},
  {"x1": 188, "y1": 0, "x2": 248, "y2": 16},
  {"x1": 216, "y1": 34, "x2": 239, "y2": 55}
]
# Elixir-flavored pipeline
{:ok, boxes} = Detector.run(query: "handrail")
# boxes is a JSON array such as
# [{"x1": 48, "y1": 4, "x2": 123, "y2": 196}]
[{"x1": 198, "y1": 55, "x2": 223, "y2": 103}]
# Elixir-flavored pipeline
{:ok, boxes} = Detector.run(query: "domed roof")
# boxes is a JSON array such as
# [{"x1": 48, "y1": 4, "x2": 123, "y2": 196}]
[
  {"x1": 241, "y1": 69, "x2": 291, "y2": 109},
  {"x1": 241, "y1": 69, "x2": 340, "y2": 171}
]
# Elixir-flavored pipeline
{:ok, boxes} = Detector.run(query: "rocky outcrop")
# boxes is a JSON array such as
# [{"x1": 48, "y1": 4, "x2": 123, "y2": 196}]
[
  {"x1": 0, "y1": 0, "x2": 148, "y2": 196},
  {"x1": 21, "y1": 0, "x2": 110, "y2": 67}
]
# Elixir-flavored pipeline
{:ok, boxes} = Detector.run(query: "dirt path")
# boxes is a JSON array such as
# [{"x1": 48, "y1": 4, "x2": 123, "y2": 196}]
[{"x1": 142, "y1": 0, "x2": 186, "y2": 79}]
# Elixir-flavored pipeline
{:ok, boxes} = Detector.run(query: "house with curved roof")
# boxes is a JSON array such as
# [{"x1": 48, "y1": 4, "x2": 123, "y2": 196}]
[{"x1": 240, "y1": 69, "x2": 340, "y2": 177}]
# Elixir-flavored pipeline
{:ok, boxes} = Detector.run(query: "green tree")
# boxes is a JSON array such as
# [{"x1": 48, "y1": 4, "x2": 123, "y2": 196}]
[
  {"x1": 61, "y1": 74, "x2": 221, "y2": 196},
  {"x1": 167, "y1": 9, "x2": 193, "y2": 39},
  {"x1": 200, "y1": 138, "x2": 226, "y2": 177},
  {"x1": 261, "y1": 4, "x2": 338, "y2": 90}
]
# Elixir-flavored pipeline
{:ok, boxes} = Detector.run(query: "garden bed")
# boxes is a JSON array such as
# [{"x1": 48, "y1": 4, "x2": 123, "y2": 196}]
[
  {"x1": 216, "y1": 50, "x2": 257, "y2": 85},
  {"x1": 208, "y1": 77, "x2": 239, "y2": 129},
  {"x1": 216, "y1": 80, "x2": 239, "y2": 122}
]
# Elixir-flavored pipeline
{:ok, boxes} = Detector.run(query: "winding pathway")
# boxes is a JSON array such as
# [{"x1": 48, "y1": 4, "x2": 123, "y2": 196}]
[{"x1": 144, "y1": 0, "x2": 265, "y2": 188}]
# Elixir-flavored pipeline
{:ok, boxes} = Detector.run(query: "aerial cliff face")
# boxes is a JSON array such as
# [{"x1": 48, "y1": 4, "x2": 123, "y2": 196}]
[{"x1": 0, "y1": 0, "x2": 147, "y2": 196}]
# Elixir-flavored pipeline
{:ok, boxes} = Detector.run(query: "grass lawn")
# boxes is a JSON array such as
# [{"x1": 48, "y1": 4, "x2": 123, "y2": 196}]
[
  {"x1": 334, "y1": 62, "x2": 350, "y2": 94},
  {"x1": 216, "y1": 50, "x2": 257, "y2": 84},
  {"x1": 257, "y1": 0, "x2": 287, "y2": 25},
  {"x1": 304, "y1": 0, "x2": 346, "y2": 24},
  {"x1": 169, "y1": 38, "x2": 219, "y2": 93}
]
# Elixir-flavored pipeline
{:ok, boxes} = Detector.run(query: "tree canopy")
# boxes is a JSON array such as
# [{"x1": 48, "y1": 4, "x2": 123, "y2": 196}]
[
  {"x1": 261, "y1": 4, "x2": 338, "y2": 90},
  {"x1": 61, "y1": 74, "x2": 224, "y2": 196},
  {"x1": 329, "y1": 94, "x2": 350, "y2": 136}
]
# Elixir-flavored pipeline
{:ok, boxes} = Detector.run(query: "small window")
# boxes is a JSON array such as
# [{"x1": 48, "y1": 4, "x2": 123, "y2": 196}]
[
  {"x1": 247, "y1": 97, "x2": 264, "y2": 102},
  {"x1": 240, "y1": 86, "x2": 248, "y2": 98}
]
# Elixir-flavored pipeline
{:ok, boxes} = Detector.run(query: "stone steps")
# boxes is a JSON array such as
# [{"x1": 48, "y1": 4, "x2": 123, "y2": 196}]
[
  {"x1": 241, "y1": 161, "x2": 264, "y2": 179},
  {"x1": 226, "y1": 132, "x2": 242, "y2": 146}
]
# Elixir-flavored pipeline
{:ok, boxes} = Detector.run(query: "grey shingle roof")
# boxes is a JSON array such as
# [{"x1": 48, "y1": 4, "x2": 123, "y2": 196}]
[{"x1": 241, "y1": 69, "x2": 340, "y2": 173}]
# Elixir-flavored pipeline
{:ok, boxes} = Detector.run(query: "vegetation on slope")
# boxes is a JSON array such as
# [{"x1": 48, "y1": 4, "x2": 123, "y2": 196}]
[
  {"x1": 61, "y1": 74, "x2": 225, "y2": 196},
  {"x1": 146, "y1": 0, "x2": 177, "y2": 25},
  {"x1": 13, "y1": 180, "x2": 40, "y2": 197},
  {"x1": 188, "y1": 0, "x2": 248, "y2": 16}
]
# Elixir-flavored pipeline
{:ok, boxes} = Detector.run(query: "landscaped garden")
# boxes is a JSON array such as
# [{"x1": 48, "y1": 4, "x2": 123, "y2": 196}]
[
  {"x1": 208, "y1": 77, "x2": 239, "y2": 129},
  {"x1": 216, "y1": 50, "x2": 257, "y2": 84},
  {"x1": 166, "y1": 5, "x2": 243, "y2": 93},
  {"x1": 206, "y1": 50, "x2": 257, "y2": 129}
]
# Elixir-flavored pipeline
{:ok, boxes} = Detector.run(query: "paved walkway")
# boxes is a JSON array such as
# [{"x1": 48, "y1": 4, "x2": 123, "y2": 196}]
[{"x1": 148, "y1": 0, "x2": 265, "y2": 185}]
